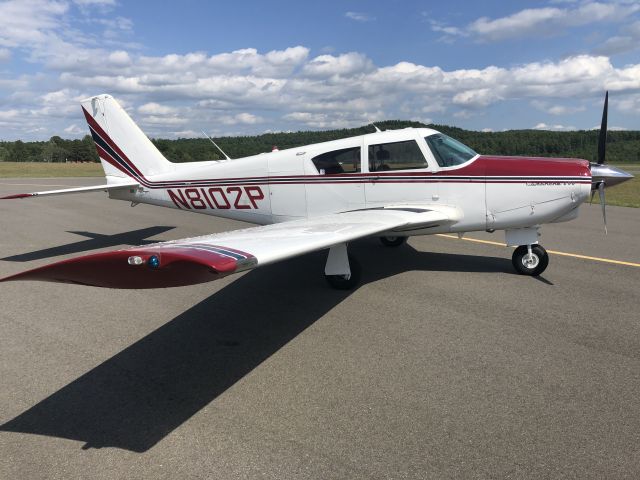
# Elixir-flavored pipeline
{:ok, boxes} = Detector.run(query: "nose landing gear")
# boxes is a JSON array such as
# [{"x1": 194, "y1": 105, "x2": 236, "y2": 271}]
[{"x1": 512, "y1": 244, "x2": 549, "y2": 276}]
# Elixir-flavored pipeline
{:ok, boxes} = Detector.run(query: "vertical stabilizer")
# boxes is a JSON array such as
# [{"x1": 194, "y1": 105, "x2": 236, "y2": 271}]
[{"x1": 81, "y1": 94, "x2": 175, "y2": 180}]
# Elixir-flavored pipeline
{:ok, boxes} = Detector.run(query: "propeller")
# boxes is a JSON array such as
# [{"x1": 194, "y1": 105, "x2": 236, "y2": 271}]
[
  {"x1": 588, "y1": 91, "x2": 633, "y2": 234},
  {"x1": 598, "y1": 181, "x2": 607, "y2": 234},
  {"x1": 592, "y1": 91, "x2": 608, "y2": 233},
  {"x1": 597, "y1": 91, "x2": 608, "y2": 165}
]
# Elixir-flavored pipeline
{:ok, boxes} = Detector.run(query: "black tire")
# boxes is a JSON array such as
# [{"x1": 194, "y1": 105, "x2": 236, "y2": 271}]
[
  {"x1": 325, "y1": 255, "x2": 361, "y2": 290},
  {"x1": 379, "y1": 236, "x2": 407, "y2": 247},
  {"x1": 512, "y1": 245, "x2": 549, "y2": 276}
]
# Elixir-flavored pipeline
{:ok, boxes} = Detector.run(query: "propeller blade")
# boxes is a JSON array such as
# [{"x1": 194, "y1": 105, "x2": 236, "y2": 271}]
[
  {"x1": 598, "y1": 181, "x2": 607, "y2": 234},
  {"x1": 597, "y1": 91, "x2": 608, "y2": 165}
]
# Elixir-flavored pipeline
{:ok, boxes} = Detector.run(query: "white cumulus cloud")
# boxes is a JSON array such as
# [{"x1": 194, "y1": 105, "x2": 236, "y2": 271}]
[
  {"x1": 1, "y1": 1, "x2": 639, "y2": 139},
  {"x1": 138, "y1": 102, "x2": 178, "y2": 115},
  {"x1": 302, "y1": 52, "x2": 374, "y2": 77},
  {"x1": 63, "y1": 123, "x2": 84, "y2": 134},
  {"x1": 433, "y1": 2, "x2": 640, "y2": 42},
  {"x1": 345, "y1": 12, "x2": 375, "y2": 22},
  {"x1": 533, "y1": 122, "x2": 577, "y2": 131},
  {"x1": 215, "y1": 112, "x2": 266, "y2": 126}
]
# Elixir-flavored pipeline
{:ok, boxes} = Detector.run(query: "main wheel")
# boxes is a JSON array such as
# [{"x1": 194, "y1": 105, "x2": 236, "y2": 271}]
[
  {"x1": 325, "y1": 255, "x2": 361, "y2": 290},
  {"x1": 512, "y1": 245, "x2": 549, "y2": 276},
  {"x1": 379, "y1": 236, "x2": 407, "y2": 247}
]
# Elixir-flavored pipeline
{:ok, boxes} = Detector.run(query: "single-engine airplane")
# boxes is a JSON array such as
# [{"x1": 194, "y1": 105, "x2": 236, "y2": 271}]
[{"x1": 0, "y1": 93, "x2": 633, "y2": 289}]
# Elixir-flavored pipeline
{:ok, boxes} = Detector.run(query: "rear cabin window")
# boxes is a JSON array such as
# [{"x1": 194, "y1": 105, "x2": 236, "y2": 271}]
[
  {"x1": 368, "y1": 140, "x2": 428, "y2": 171},
  {"x1": 312, "y1": 147, "x2": 361, "y2": 174}
]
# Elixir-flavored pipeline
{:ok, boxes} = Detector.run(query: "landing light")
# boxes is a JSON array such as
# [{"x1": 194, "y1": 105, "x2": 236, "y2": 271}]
[{"x1": 127, "y1": 256, "x2": 143, "y2": 266}]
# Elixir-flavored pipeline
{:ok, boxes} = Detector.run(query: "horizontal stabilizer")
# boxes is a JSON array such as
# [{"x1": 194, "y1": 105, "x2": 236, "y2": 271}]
[{"x1": 1, "y1": 181, "x2": 139, "y2": 199}]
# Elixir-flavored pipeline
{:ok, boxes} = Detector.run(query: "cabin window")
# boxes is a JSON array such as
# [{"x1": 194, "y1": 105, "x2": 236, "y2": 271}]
[
  {"x1": 425, "y1": 133, "x2": 477, "y2": 167},
  {"x1": 312, "y1": 147, "x2": 361, "y2": 174},
  {"x1": 368, "y1": 140, "x2": 428, "y2": 171}
]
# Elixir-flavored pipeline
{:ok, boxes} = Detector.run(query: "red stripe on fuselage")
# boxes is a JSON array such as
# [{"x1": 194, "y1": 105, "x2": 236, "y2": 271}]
[
  {"x1": 145, "y1": 156, "x2": 591, "y2": 187},
  {"x1": 468, "y1": 156, "x2": 591, "y2": 178},
  {"x1": 141, "y1": 155, "x2": 590, "y2": 186}
]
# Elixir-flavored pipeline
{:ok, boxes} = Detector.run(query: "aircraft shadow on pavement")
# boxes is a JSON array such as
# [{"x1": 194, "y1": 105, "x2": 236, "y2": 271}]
[
  {"x1": 0, "y1": 242, "x2": 509, "y2": 452},
  {"x1": 1, "y1": 226, "x2": 175, "y2": 262}
]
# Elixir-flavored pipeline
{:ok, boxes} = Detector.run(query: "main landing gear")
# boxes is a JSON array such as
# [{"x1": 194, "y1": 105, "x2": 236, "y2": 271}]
[
  {"x1": 323, "y1": 236, "x2": 407, "y2": 289},
  {"x1": 324, "y1": 243, "x2": 361, "y2": 290},
  {"x1": 379, "y1": 236, "x2": 407, "y2": 247},
  {"x1": 512, "y1": 244, "x2": 549, "y2": 276}
]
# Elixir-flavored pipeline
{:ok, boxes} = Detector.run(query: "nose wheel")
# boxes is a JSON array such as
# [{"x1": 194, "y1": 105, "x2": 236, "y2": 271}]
[{"x1": 512, "y1": 244, "x2": 549, "y2": 276}]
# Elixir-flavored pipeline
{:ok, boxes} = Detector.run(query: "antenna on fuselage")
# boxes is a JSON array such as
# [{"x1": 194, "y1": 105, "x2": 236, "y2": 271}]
[
  {"x1": 371, "y1": 123, "x2": 382, "y2": 132},
  {"x1": 201, "y1": 130, "x2": 231, "y2": 160}
]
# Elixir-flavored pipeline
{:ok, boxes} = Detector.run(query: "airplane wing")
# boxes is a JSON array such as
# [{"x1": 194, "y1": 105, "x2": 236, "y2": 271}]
[
  {"x1": 0, "y1": 205, "x2": 459, "y2": 288},
  {"x1": 0, "y1": 181, "x2": 139, "y2": 199}
]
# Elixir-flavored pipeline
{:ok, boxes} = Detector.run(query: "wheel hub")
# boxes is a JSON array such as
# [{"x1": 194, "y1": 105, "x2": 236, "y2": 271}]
[{"x1": 522, "y1": 253, "x2": 540, "y2": 269}]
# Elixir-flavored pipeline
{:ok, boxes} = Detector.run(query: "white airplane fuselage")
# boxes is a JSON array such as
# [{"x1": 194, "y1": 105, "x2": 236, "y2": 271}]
[{"x1": 108, "y1": 127, "x2": 593, "y2": 237}]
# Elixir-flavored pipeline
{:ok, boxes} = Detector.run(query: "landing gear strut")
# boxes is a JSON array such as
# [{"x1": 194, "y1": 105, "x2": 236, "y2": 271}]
[
  {"x1": 512, "y1": 244, "x2": 549, "y2": 276},
  {"x1": 324, "y1": 243, "x2": 360, "y2": 290}
]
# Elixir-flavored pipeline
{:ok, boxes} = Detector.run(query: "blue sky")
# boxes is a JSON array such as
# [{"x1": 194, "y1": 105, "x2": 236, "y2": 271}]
[{"x1": 0, "y1": 0, "x2": 639, "y2": 140}]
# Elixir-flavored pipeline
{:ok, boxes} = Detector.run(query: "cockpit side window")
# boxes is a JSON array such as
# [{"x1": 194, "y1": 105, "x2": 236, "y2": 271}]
[
  {"x1": 312, "y1": 147, "x2": 361, "y2": 174},
  {"x1": 367, "y1": 140, "x2": 427, "y2": 171},
  {"x1": 425, "y1": 133, "x2": 477, "y2": 167}
]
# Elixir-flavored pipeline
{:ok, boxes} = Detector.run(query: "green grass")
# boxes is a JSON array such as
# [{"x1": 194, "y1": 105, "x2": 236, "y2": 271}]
[
  {"x1": 0, "y1": 161, "x2": 103, "y2": 178},
  {"x1": 1, "y1": 161, "x2": 638, "y2": 207},
  {"x1": 606, "y1": 164, "x2": 640, "y2": 208}
]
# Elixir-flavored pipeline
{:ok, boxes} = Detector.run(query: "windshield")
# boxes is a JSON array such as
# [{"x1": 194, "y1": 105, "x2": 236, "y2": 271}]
[{"x1": 425, "y1": 133, "x2": 477, "y2": 167}]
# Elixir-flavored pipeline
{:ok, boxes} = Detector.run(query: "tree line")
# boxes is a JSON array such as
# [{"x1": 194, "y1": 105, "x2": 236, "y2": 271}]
[
  {"x1": 1, "y1": 121, "x2": 639, "y2": 164},
  {"x1": 0, "y1": 135, "x2": 98, "y2": 163}
]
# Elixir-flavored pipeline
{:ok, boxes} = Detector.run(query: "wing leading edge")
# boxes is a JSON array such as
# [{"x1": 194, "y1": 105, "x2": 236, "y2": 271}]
[{"x1": 0, "y1": 206, "x2": 458, "y2": 288}]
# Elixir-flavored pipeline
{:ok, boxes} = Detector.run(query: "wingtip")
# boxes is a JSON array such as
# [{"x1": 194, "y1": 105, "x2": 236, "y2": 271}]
[
  {"x1": 0, "y1": 245, "x2": 254, "y2": 288},
  {"x1": 0, "y1": 193, "x2": 35, "y2": 200}
]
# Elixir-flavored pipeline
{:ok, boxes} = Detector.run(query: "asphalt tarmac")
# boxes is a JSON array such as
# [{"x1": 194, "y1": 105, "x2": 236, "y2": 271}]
[{"x1": 1, "y1": 177, "x2": 639, "y2": 479}]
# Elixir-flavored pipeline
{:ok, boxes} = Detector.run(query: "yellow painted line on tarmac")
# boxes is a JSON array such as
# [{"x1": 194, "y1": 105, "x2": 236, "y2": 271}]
[
  {"x1": 437, "y1": 234, "x2": 506, "y2": 248},
  {"x1": 436, "y1": 234, "x2": 640, "y2": 268}
]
